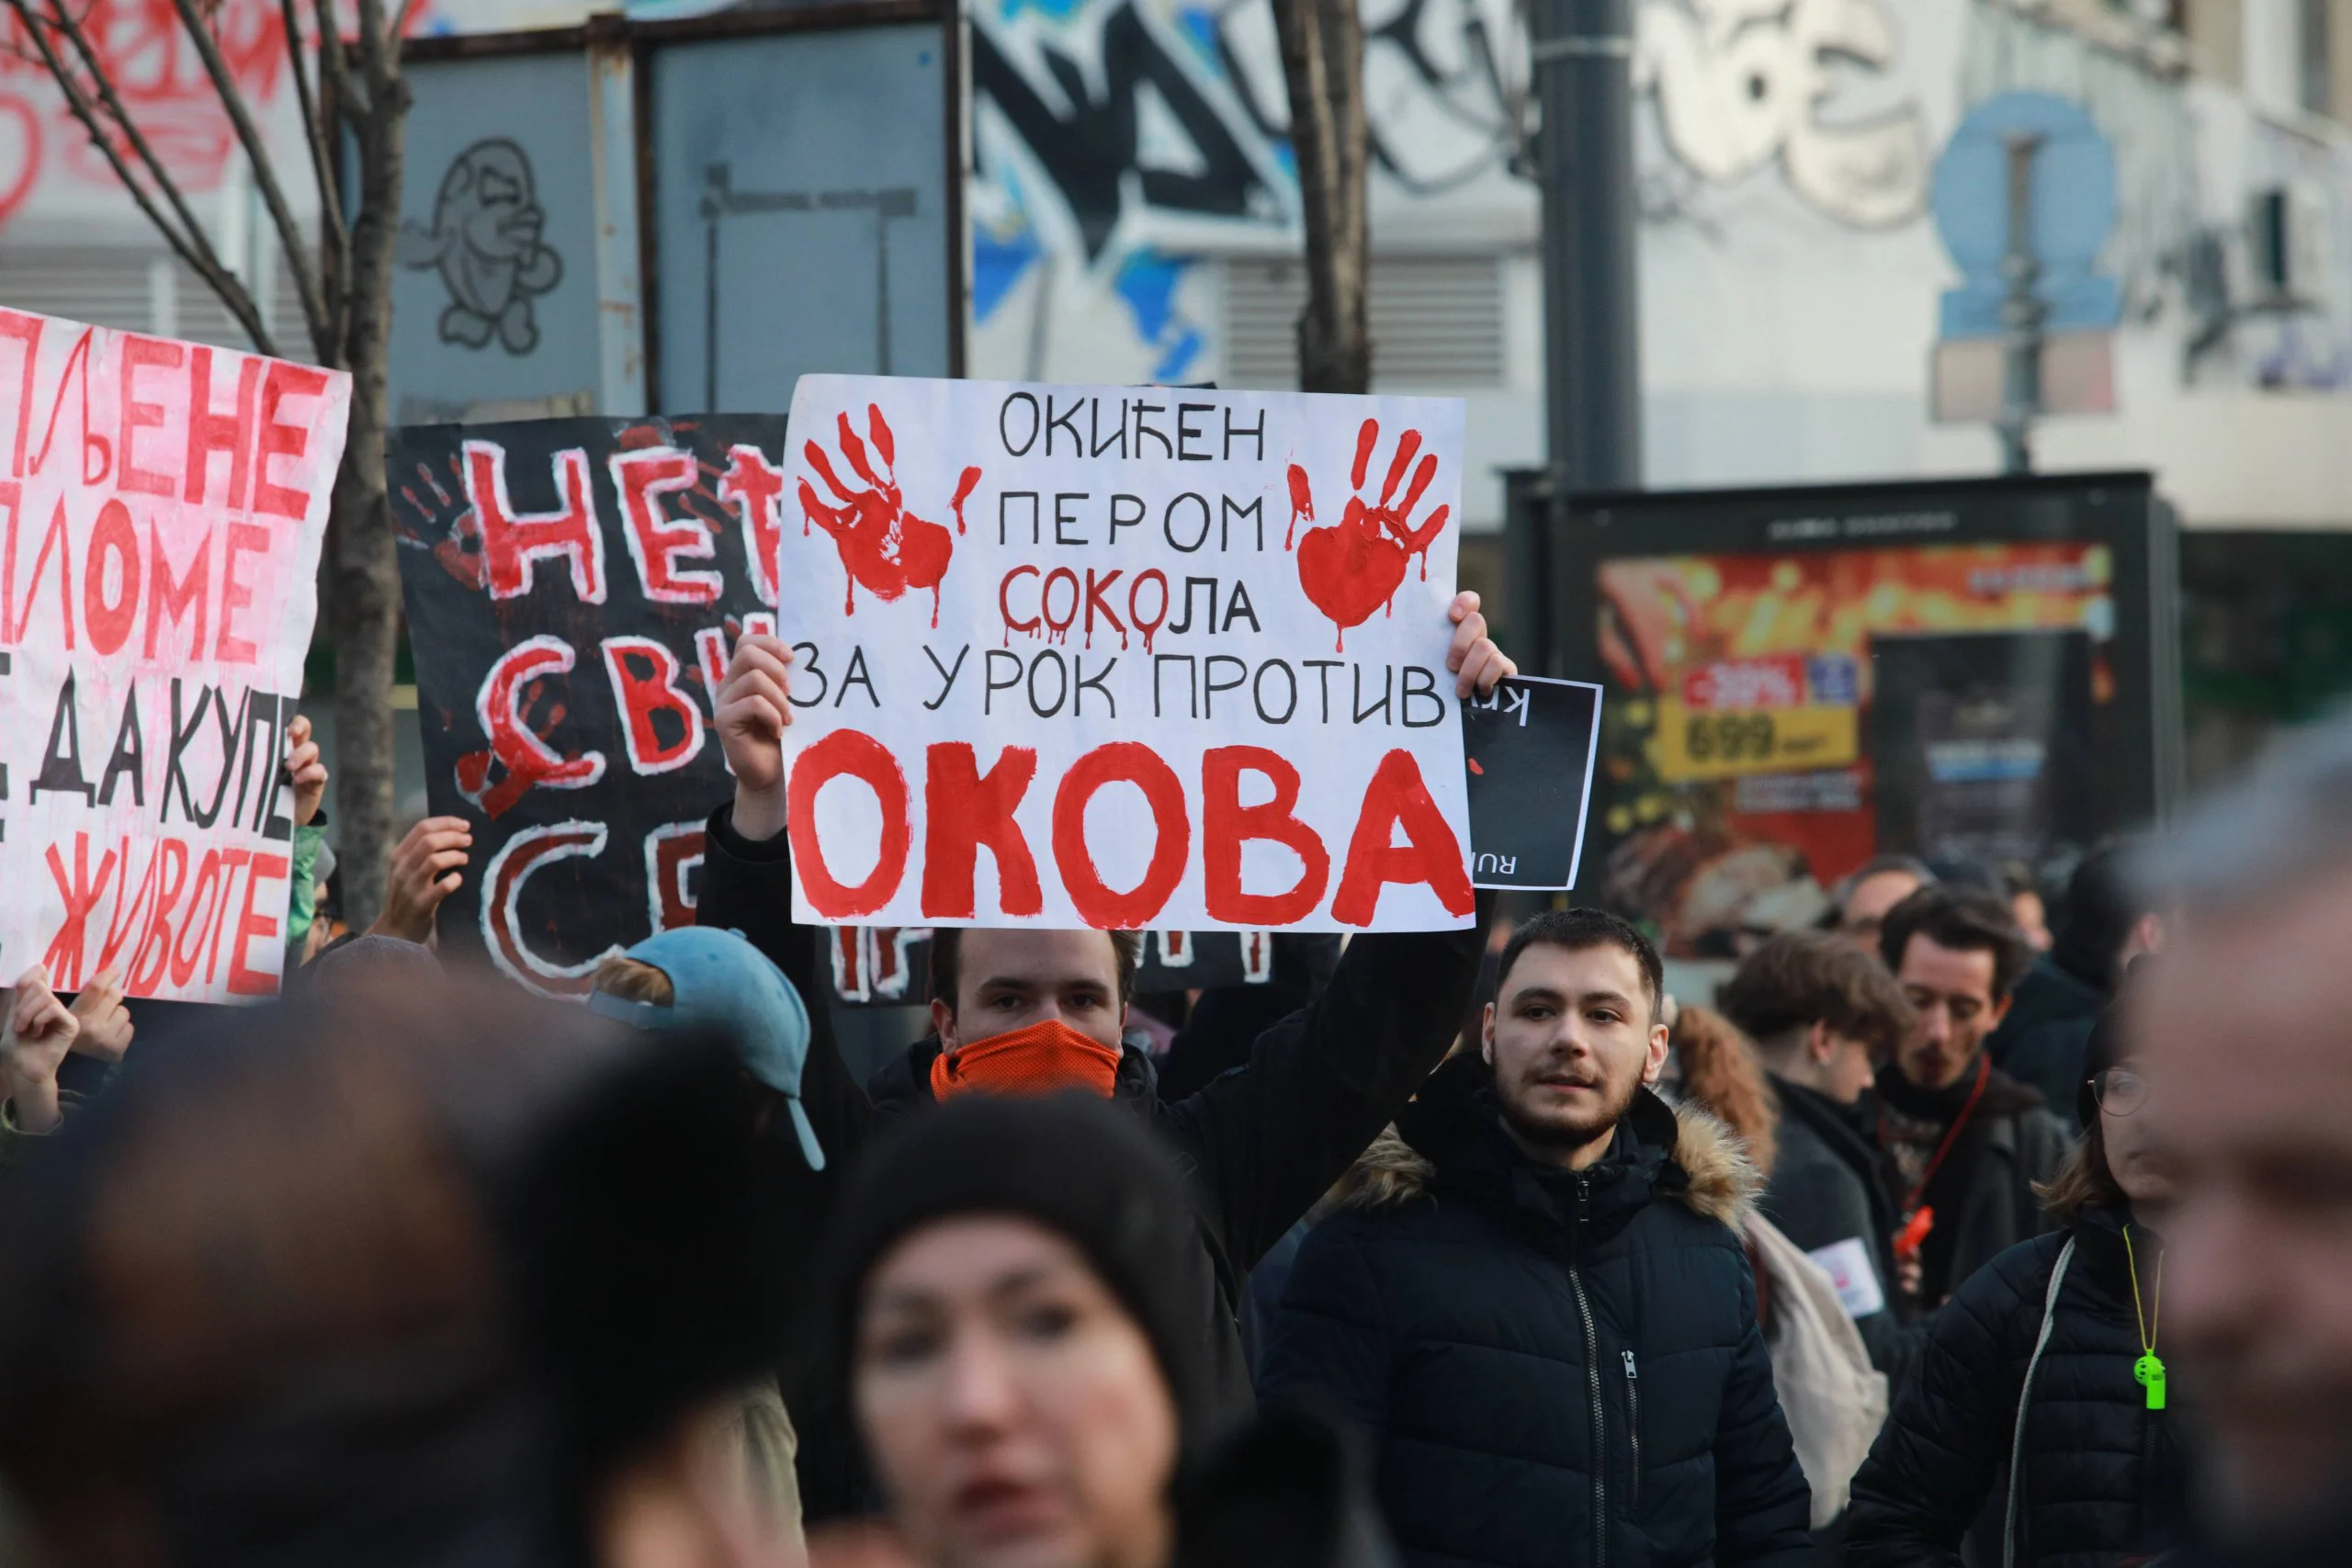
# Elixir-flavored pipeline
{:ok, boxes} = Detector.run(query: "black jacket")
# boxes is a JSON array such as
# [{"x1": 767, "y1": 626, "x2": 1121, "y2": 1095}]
[
  {"x1": 1988, "y1": 956, "x2": 2108, "y2": 1114},
  {"x1": 1259, "y1": 1056, "x2": 1815, "y2": 1568},
  {"x1": 1178, "y1": 1407, "x2": 1401, "y2": 1568},
  {"x1": 1760, "y1": 1077, "x2": 1920, "y2": 1387},
  {"x1": 1875, "y1": 1062, "x2": 2074, "y2": 1307},
  {"x1": 1845, "y1": 1210, "x2": 2188, "y2": 1568},
  {"x1": 697, "y1": 802, "x2": 1490, "y2": 1438}
]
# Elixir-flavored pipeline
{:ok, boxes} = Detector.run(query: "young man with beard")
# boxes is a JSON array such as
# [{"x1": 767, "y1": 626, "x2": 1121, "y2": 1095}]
[
  {"x1": 695, "y1": 606, "x2": 1513, "y2": 1517},
  {"x1": 1873, "y1": 886, "x2": 2073, "y2": 1310},
  {"x1": 1258, "y1": 909, "x2": 1814, "y2": 1568}
]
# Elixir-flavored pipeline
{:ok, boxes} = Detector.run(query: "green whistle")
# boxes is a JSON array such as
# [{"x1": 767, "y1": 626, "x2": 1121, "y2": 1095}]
[{"x1": 2134, "y1": 1352, "x2": 2167, "y2": 1411}]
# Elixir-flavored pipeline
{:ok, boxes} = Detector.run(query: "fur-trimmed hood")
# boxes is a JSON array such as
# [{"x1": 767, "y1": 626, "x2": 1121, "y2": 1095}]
[{"x1": 1323, "y1": 1066, "x2": 1764, "y2": 1235}]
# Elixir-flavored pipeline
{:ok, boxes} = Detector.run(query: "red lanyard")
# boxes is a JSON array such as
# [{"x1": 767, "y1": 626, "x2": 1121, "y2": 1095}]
[{"x1": 1886, "y1": 1051, "x2": 1992, "y2": 1213}]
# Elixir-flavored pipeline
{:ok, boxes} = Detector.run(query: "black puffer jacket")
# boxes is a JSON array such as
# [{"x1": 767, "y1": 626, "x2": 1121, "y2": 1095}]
[
  {"x1": 1259, "y1": 1055, "x2": 1814, "y2": 1568},
  {"x1": 1845, "y1": 1208, "x2": 2188, "y2": 1567}
]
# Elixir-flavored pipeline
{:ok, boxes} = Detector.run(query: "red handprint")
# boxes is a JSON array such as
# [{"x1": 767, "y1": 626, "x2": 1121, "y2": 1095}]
[
  {"x1": 798, "y1": 403, "x2": 983, "y2": 628},
  {"x1": 1284, "y1": 418, "x2": 1451, "y2": 651}
]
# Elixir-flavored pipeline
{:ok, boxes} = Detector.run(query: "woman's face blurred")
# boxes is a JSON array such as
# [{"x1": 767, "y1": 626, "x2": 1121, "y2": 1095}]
[
  {"x1": 2100, "y1": 1059, "x2": 2176, "y2": 1210},
  {"x1": 853, "y1": 1215, "x2": 1178, "y2": 1568}
]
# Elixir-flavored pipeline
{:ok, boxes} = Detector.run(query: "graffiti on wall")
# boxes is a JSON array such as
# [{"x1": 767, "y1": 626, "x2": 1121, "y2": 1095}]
[
  {"x1": 396, "y1": 138, "x2": 565, "y2": 354},
  {"x1": 1634, "y1": 0, "x2": 1928, "y2": 229},
  {"x1": 0, "y1": 0, "x2": 295, "y2": 231},
  {"x1": 968, "y1": 0, "x2": 1933, "y2": 380}
]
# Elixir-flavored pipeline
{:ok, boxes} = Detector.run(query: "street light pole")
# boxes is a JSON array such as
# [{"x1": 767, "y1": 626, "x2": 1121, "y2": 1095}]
[
  {"x1": 1996, "y1": 130, "x2": 2045, "y2": 476},
  {"x1": 1534, "y1": 0, "x2": 1642, "y2": 494}
]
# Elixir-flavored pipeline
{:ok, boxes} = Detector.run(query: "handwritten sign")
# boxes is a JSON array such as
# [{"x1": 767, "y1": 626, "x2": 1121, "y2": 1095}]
[
  {"x1": 0, "y1": 310, "x2": 348, "y2": 1000},
  {"x1": 390, "y1": 414, "x2": 785, "y2": 996},
  {"x1": 772, "y1": 376, "x2": 1474, "y2": 933}
]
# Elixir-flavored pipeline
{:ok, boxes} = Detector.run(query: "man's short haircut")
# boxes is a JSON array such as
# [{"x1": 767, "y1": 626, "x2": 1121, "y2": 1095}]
[
  {"x1": 1497, "y1": 908, "x2": 1665, "y2": 1021},
  {"x1": 929, "y1": 929, "x2": 1144, "y2": 1013},
  {"x1": 1877, "y1": 884, "x2": 2032, "y2": 1002},
  {"x1": 1823, "y1": 854, "x2": 1936, "y2": 929},
  {"x1": 1718, "y1": 930, "x2": 1916, "y2": 1060}
]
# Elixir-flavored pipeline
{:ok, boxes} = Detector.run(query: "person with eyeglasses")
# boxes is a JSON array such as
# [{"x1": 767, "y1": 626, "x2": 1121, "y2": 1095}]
[{"x1": 1844, "y1": 987, "x2": 2189, "y2": 1567}]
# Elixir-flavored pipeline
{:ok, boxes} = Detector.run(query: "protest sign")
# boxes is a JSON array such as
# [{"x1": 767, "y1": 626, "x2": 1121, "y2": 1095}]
[
  {"x1": 775, "y1": 376, "x2": 1475, "y2": 934},
  {"x1": 0, "y1": 310, "x2": 347, "y2": 1001},
  {"x1": 391, "y1": 414, "x2": 784, "y2": 995},
  {"x1": 1463, "y1": 676, "x2": 1604, "y2": 891}
]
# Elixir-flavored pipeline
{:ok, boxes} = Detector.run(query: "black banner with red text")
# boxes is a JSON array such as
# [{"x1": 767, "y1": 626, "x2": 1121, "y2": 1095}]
[{"x1": 391, "y1": 415, "x2": 785, "y2": 995}]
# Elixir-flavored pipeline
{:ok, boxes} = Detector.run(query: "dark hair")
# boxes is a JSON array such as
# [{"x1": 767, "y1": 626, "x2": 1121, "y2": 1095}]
[
  {"x1": 1718, "y1": 930, "x2": 1917, "y2": 1059},
  {"x1": 1877, "y1": 884, "x2": 2033, "y2": 1002},
  {"x1": 1497, "y1": 908, "x2": 1664, "y2": 1020},
  {"x1": 929, "y1": 928, "x2": 1144, "y2": 1012},
  {"x1": 2051, "y1": 839, "x2": 2152, "y2": 996}
]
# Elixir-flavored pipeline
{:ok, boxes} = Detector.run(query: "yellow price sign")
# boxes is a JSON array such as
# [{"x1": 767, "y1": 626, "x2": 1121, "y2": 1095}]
[{"x1": 1651, "y1": 699, "x2": 1859, "y2": 784}]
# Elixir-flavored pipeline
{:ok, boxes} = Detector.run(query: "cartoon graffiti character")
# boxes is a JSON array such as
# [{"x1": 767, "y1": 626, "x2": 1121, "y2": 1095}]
[
  {"x1": 1634, "y1": 0, "x2": 1927, "y2": 229},
  {"x1": 798, "y1": 404, "x2": 983, "y2": 628},
  {"x1": 397, "y1": 138, "x2": 564, "y2": 354},
  {"x1": 1284, "y1": 418, "x2": 1450, "y2": 652}
]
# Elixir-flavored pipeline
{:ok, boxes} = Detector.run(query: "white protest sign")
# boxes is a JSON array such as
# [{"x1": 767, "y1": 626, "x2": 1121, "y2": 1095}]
[
  {"x1": 0, "y1": 310, "x2": 349, "y2": 1000},
  {"x1": 770, "y1": 375, "x2": 1473, "y2": 933}
]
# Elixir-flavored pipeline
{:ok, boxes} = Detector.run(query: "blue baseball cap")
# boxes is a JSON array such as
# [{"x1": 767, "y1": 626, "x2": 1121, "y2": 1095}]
[{"x1": 586, "y1": 927, "x2": 823, "y2": 1171}]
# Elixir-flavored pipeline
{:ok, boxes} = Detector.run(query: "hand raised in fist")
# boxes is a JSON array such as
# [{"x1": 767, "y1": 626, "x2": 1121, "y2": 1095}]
[
  {"x1": 717, "y1": 633, "x2": 797, "y2": 841},
  {"x1": 368, "y1": 817, "x2": 472, "y2": 946},
  {"x1": 284, "y1": 713, "x2": 329, "y2": 828},
  {"x1": 3, "y1": 966, "x2": 80, "y2": 1134},
  {"x1": 69, "y1": 967, "x2": 133, "y2": 1064}
]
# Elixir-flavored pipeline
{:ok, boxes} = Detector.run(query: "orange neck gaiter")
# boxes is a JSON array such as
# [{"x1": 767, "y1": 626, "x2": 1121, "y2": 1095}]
[{"x1": 931, "y1": 1019, "x2": 1125, "y2": 1101}]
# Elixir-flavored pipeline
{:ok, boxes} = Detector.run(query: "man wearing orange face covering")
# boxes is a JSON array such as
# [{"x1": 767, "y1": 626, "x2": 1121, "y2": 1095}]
[{"x1": 697, "y1": 596, "x2": 1513, "y2": 1517}]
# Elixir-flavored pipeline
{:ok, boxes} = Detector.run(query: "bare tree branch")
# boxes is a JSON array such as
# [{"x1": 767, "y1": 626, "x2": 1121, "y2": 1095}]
[
  {"x1": 4, "y1": 0, "x2": 279, "y2": 355},
  {"x1": 281, "y1": 0, "x2": 349, "y2": 288},
  {"x1": 167, "y1": 0, "x2": 331, "y2": 352},
  {"x1": 388, "y1": 0, "x2": 416, "y2": 49},
  {"x1": 42, "y1": 0, "x2": 249, "y2": 300}
]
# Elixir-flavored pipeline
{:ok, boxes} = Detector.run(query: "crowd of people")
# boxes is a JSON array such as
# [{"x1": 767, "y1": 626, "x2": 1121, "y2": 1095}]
[{"x1": 3, "y1": 601, "x2": 2351, "y2": 1568}]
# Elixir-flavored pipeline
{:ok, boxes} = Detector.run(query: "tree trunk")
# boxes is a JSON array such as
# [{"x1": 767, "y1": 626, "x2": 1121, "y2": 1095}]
[
  {"x1": 328, "y1": 71, "x2": 408, "y2": 931},
  {"x1": 1275, "y1": 0, "x2": 1370, "y2": 395}
]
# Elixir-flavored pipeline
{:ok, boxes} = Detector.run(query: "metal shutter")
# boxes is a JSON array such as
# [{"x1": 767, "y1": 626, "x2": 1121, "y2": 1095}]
[
  {"x1": 1222, "y1": 254, "x2": 1506, "y2": 391},
  {"x1": 0, "y1": 243, "x2": 319, "y2": 362}
]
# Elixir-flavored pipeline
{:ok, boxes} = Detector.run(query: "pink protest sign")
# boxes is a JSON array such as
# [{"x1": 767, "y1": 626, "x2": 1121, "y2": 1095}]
[{"x1": 0, "y1": 310, "x2": 349, "y2": 1000}]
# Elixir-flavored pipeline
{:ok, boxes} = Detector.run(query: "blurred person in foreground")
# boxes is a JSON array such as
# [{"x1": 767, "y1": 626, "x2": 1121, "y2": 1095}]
[
  {"x1": 1845, "y1": 992, "x2": 2187, "y2": 1567},
  {"x1": 1258, "y1": 909, "x2": 1813, "y2": 1568},
  {"x1": 0, "y1": 971, "x2": 804, "y2": 1568},
  {"x1": 828, "y1": 1093, "x2": 1395, "y2": 1568},
  {"x1": 1720, "y1": 931, "x2": 1920, "y2": 1381},
  {"x1": 1986, "y1": 840, "x2": 2165, "y2": 1113},
  {"x1": 1873, "y1": 886, "x2": 2071, "y2": 1311},
  {"x1": 1672, "y1": 1005, "x2": 1890, "y2": 1549},
  {"x1": 2133, "y1": 714, "x2": 2352, "y2": 1563},
  {"x1": 1827, "y1": 856, "x2": 1934, "y2": 955}
]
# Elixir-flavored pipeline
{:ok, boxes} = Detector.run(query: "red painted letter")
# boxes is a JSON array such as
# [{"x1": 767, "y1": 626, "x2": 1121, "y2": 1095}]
[
  {"x1": 786, "y1": 729, "x2": 910, "y2": 919},
  {"x1": 1202, "y1": 745, "x2": 1329, "y2": 925},
  {"x1": 611, "y1": 446, "x2": 721, "y2": 604},
  {"x1": 226, "y1": 852, "x2": 289, "y2": 996},
  {"x1": 1052, "y1": 742, "x2": 1188, "y2": 930},
  {"x1": 718, "y1": 445, "x2": 785, "y2": 605},
  {"x1": 922, "y1": 741, "x2": 1042, "y2": 919},
  {"x1": 118, "y1": 333, "x2": 184, "y2": 497},
  {"x1": 1331, "y1": 749, "x2": 1474, "y2": 927},
  {"x1": 183, "y1": 345, "x2": 258, "y2": 506},
  {"x1": 466, "y1": 440, "x2": 605, "y2": 603},
  {"x1": 254, "y1": 361, "x2": 331, "y2": 519},
  {"x1": 600, "y1": 635, "x2": 707, "y2": 774},
  {"x1": 84, "y1": 498, "x2": 141, "y2": 656}
]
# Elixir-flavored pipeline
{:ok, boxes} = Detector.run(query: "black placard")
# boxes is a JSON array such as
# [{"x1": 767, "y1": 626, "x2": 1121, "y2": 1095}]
[
  {"x1": 391, "y1": 415, "x2": 785, "y2": 991},
  {"x1": 1463, "y1": 675, "x2": 1604, "y2": 891}
]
